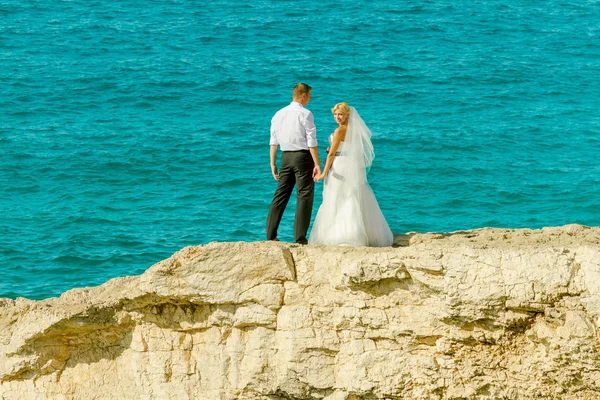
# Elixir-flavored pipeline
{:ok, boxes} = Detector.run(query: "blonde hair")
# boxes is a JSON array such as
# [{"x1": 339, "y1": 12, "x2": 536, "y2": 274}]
[
  {"x1": 292, "y1": 83, "x2": 312, "y2": 98},
  {"x1": 331, "y1": 102, "x2": 350, "y2": 116}
]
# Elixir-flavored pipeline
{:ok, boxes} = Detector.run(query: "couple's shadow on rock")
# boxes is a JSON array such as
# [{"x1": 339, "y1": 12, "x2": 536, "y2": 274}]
[
  {"x1": 392, "y1": 233, "x2": 417, "y2": 247},
  {"x1": 392, "y1": 230, "x2": 485, "y2": 247}
]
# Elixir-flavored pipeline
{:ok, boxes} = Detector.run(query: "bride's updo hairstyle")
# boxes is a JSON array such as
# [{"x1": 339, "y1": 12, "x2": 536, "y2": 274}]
[{"x1": 331, "y1": 102, "x2": 350, "y2": 117}]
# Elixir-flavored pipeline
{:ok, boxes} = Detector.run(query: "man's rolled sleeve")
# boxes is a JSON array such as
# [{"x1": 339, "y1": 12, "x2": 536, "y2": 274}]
[
  {"x1": 269, "y1": 123, "x2": 278, "y2": 146},
  {"x1": 305, "y1": 112, "x2": 318, "y2": 148}
]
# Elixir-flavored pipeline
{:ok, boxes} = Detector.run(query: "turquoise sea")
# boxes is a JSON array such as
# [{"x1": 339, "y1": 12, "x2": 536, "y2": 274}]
[{"x1": 2, "y1": 1, "x2": 599, "y2": 299}]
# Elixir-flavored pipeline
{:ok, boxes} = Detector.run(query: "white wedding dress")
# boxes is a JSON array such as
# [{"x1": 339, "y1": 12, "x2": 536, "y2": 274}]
[{"x1": 309, "y1": 108, "x2": 393, "y2": 247}]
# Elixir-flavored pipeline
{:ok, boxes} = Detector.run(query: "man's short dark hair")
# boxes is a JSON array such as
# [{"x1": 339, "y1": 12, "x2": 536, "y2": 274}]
[{"x1": 293, "y1": 83, "x2": 312, "y2": 98}]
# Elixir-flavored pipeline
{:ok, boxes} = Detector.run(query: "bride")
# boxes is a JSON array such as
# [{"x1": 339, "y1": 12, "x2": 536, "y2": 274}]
[{"x1": 309, "y1": 102, "x2": 393, "y2": 247}]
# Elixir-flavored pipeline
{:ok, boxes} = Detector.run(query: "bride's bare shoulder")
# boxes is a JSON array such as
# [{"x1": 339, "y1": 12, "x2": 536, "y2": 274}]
[{"x1": 334, "y1": 126, "x2": 347, "y2": 141}]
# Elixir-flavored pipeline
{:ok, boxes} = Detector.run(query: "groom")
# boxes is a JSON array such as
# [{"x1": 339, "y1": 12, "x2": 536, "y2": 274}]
[{"x1": 266, "y1": 83, "x2": 321, "y2": 244}]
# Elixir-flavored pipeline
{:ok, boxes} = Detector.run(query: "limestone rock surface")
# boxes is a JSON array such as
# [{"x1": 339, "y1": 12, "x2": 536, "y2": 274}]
[{"x1": 1, "y1": 224, "x2": 600, "y2": 399}]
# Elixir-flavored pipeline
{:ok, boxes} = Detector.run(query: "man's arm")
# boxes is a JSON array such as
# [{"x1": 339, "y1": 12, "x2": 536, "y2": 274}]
[
  {"x1": 304, "y1": 112, "x2": 320, "y2": 178},
  {"x1": 270, "y1": 145, "x2": 279, "y2": 180},
  {"x1": 309, "y1": 146, "x2": 321, "y2": 178}
]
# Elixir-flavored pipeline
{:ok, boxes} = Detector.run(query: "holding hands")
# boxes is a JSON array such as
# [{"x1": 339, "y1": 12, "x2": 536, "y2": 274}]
[
  {"x1": 314, "y1": 170, "x2": 326, "y2": 182},
  {"x1": 313, "y1": 165, "x2": 324, "y2": 182}
]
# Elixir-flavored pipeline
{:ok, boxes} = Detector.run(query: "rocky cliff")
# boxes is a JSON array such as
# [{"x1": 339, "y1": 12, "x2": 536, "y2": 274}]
[{"x1": 1, "y1": 224, "x2": 600, "y2": 399}]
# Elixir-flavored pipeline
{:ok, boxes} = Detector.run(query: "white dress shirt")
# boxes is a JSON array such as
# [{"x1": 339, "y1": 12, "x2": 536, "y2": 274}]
[{"x1": 269, "y1": 102, "x2": 317, "y2": 151}]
